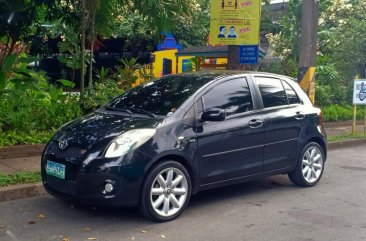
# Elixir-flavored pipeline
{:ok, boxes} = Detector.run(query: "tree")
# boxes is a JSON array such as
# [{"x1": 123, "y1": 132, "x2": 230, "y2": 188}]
[
  {"x1": 0, "y1": 0, "x2": 55, "y2": 65},
  {"x1": 267, "y1": 0, "x2": 334, "y2": 76},
  {"x1": 328, "y1": 0, "x2": 366, "y2": 78},
  {"x1": 49, "y1": 0, "x2": 192, "y2": 95}
]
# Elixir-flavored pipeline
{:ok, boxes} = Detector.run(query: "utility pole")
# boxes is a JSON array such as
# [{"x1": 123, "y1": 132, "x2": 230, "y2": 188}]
[{"x1": 298, "y1": 0, "x2": 319, "y2": 104}]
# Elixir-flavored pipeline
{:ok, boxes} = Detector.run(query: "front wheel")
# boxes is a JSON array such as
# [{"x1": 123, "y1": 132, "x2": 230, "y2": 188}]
[
  {"x1": 289, "y1": 142, "x2": 325, "y2": 187},
  {"x1": 140, "y1": 161, "x2": 191, "y2": 222}
]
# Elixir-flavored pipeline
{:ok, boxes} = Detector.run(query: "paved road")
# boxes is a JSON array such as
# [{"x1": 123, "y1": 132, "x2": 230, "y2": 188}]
[{"x1": 1, "y1": 145, "x2": 365, "y2": 241}]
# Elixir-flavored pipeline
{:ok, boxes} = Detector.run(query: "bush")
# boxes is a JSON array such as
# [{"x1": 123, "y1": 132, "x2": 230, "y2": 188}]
[
  {"x1": 0, "y1": 89, "x2": 81, "y2": 133},
  {"x1": 322, "y1": 105, "x2": 365, "y2": 122},
  {"x1": 81, "y1": 80, "x2": 124, "y2": 114}
]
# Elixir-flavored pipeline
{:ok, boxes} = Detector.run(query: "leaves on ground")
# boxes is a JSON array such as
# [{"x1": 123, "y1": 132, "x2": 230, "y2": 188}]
[
  {"x1": 87, "y1": 238, "x2": 96, "y2": 240},
  {"x1": 161, "y1": 234, "x2": 166, "y2": 239},
  {"x1": 37, "y1": 214, "x2": 46, "y2": 219},
  {"x1": 28, "y1": 221, "x2": 36, "y2": 225}
]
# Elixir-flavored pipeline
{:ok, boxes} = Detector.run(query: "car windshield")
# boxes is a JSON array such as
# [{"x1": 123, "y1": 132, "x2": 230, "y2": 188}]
[{"x1": 107, "y1": 74, "x2": 216, "y2": 116}]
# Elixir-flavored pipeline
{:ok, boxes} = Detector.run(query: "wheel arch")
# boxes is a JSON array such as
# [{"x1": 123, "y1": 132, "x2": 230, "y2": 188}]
[
  {"x1": 143, "y1": 153, "x2": 199, "y2": 195},
  {"x1": 305, "y1": 136, "x2": 327, "y2": 160}
]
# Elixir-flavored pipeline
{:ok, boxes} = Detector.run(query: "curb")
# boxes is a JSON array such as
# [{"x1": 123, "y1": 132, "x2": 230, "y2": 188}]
[
  {"x1": 0, "y1": 183, "x2": 45, "y2": 202},
  {"x1": 0, "y1": 144, "x2": 45, "y2": 159},
  {"x1": 324, "y1": 120, "x2": 364, "y2": 128},
  {"x1": 0, "y1": 139, "x2": 365, "y2": 203},
  {"x1": 328, "y1": 138, "x2": 366, "y2": 151}
]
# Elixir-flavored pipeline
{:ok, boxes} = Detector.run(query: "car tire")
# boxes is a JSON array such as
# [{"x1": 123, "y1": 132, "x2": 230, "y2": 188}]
[
  {"x1": 140, "y1": 161, "x2": 191, "y2": 222},
  {"x1": 288, "y1": 142, "x2": 325, "y2": 187}
]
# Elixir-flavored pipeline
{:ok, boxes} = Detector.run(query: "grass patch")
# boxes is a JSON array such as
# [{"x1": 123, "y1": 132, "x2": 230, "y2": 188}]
[
  {"x1": 328, "y1": 133, "x2": 366, "y2": 142},
  {"x1": 0, "y1": 171, "x2": 41, "y2": 187}
]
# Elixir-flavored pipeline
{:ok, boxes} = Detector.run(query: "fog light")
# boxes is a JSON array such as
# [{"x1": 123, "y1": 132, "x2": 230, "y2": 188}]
[{"x1": 104, "y1": 183, "x2": 114, "y2": 193}]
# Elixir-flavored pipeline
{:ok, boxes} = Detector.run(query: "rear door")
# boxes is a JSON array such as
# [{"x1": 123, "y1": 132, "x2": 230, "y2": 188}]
[
  {"x1": 253, "y1": 76, "x2": 306, "y2": 171},
  {"x1": 196, "y1": 77, "x2": 264, "y2": 185}
]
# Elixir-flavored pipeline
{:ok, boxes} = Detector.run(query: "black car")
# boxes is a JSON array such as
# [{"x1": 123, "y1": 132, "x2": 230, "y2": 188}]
[{"x1": 41, "y1": 72, "x2": 327, "y2": 222}]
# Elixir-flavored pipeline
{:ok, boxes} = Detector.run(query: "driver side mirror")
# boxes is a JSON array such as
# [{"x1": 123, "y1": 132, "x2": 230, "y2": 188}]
[{"x1": 201, "y1": 108, "x2": 226, "y2": 122}]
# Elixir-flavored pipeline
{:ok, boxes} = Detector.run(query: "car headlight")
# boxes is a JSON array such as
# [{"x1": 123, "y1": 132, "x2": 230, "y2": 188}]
[{"x1": 104, "y1": 129, "x2": 156, "y2": 158}]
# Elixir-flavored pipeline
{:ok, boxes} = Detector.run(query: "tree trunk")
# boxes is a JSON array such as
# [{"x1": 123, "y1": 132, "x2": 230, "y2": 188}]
[
  {"x1": 80, "y1": 0, "x2": 86, "y2": 98},
  {"x1": 227, "y1": 45, "x2": 244, "y2": 70},
  {"x1": 88, "y1": 11, "x2": 96, "y2": 88}
]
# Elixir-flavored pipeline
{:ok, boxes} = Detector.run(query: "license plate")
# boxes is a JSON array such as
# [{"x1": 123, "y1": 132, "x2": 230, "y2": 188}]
[{"x1": 46, "y1": 161, "x2": 65, "y2": 179}]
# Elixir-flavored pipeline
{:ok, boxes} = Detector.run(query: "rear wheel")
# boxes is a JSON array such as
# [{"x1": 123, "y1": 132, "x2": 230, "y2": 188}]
[
  {"x1": 289, "y1": 142, "x2": 325, "y2": 187},
  {"x1": 140, "y1": 161, "x2": 191, "y2": 222}
]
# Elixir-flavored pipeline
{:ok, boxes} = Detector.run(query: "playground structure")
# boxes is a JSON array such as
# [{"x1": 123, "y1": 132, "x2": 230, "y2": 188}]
[{"x1": 133, "y1": 34, "x2": 230, "y2": 86}]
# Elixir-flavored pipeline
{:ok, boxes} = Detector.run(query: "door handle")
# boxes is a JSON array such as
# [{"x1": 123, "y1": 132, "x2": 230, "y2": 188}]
[
  {"x1": 249, "y1": 119, "x2": 263, "y2": 128},
  {"x1": 295, "y1": 111, "x2": 305, "y2": 120}
]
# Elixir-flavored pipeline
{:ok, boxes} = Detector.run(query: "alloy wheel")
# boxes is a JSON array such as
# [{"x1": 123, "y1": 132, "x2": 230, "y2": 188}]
[
  {"x1": 150, "y1": 167, "x2": 188, "y2": 217},
  {"x1": 302, "y1": 146, "x2": 324, "y2": 183}
]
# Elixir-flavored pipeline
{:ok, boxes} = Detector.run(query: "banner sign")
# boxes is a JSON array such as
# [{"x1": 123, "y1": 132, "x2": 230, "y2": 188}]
[
  {"x1": 210, "y1": 0, "x2": 261, "y2": 19},
  {"x1": 239, "y1": 45, "x2": 258, "y2": 64},
  {"x1": 209, "y1": 0, "x2": 261, "y2": 45},
  {"x1": 353, "y1": 80, "x2": 366, "y2": 105}
]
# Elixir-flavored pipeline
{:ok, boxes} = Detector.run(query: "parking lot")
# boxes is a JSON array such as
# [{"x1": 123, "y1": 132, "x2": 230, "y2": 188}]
[{"x1": 1, "y1": 145, "x2": 365, "y2": 241}]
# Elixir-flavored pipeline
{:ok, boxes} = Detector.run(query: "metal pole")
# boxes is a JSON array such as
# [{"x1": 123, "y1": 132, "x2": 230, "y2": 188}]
[
  {"x1": 352, "y1": 105, "x2": 357, "y2": 135},
  {"x1": 364, "y1": 105, "x2": 366, "y2": 134}
]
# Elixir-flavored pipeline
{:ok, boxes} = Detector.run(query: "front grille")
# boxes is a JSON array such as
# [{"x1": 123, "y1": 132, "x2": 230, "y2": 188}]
[{"x1": 49, "y1": 143, "x2": 86, "y2": 159}]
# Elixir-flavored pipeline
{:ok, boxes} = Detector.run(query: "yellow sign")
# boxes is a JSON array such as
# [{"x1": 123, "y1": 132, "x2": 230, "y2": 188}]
[
  {"x1": 211, "y1": 0, "x2": 261, "y2": 19},
  {"x1": 209, "y1": 0, "x2": 261, "y2": 45}
]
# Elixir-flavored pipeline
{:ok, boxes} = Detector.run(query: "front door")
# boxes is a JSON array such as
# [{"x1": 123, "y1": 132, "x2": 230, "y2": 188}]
[{"x1": 196, "y1": 78, "x2": 264, "y2": 185}]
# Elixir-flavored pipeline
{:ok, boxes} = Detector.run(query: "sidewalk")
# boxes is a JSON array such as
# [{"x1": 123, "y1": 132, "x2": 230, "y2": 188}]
[{"x1": 0, "y1": 123, "x2": 365, "y2": 176}]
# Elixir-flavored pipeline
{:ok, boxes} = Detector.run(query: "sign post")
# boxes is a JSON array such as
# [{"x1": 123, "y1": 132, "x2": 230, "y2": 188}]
[{"x1": 352, "y1": 79, "x2": 366, "y2": 135}]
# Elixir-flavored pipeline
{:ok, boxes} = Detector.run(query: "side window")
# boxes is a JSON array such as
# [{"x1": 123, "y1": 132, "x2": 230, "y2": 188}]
[
  {"x1": 202, "y1": 78, "x2": 253, "y2": 117},
  {"x1": 282, "y1": 80, "x2": 301, "y2": 104},
  {"x1": 255, "y1": 77, "x2": 288, "y2": 108}
]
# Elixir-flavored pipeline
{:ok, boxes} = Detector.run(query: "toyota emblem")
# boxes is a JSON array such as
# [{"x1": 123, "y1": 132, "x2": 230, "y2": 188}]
[{"x1": 59, "y1": 139, "x2": 68, "y2": 150}]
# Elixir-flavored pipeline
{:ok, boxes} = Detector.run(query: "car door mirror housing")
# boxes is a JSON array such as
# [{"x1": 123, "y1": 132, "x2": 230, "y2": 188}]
[{"x1": 201, "y1": 108, "x2": 226, "y2": 122}]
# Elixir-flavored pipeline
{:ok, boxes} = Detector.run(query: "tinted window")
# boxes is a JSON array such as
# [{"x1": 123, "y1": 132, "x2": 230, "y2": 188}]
[
  {"x1": 202, "y1": 78, "x2": 253, "y2": 116},
  {"x1": 282, "y1": 80, "x2": 301, "y2": 104},
  {"x1": 108, "y1": 75, "x2": 215, "y2": 115},
  {"x1": 256, "y1": 77, "x2": 288, "y2": 108}
]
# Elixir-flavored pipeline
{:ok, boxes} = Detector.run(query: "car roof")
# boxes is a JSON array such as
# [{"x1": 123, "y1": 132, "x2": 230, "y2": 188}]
[{"x1": 169, "y1": 70, "x2": 296, "y2": 82}]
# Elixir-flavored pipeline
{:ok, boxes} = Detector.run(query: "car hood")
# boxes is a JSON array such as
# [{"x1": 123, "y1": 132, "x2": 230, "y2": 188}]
[{"x1": 55, "y1": 109, "x2": 163, "y2": 148}]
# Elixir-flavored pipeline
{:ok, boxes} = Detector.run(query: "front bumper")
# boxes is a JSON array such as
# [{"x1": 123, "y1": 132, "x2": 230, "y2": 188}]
[{"x1": 41, "y1": 148, "x2": 152, "y2": 207}]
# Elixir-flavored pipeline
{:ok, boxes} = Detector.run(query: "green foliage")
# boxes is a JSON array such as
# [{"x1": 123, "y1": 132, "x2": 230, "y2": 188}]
[
  {"x1": 0, "y1": 131, "x2": 53, "y2": 147},
  {"x1": 315, "y1": 55, "x2": 347, "y2": 106},
  {"x1": 0, "y1": 171, "x2": 41, "y2": 187},
  {"x1": 172, "y1": 0, "x2": 210, "y2": 47},
  {"x1": 327, "y1": 1, "x2": 366, "y2": 78},
  {"x1": 81, "y1": 80, "x2": 123, "y2": 114},
  {"x1": 94, "y1": 67, "x2": 113, "y2": 83},
  {"x1": 322, "y1": 105, "x2": 365, "y2": 122},
  {"x1": 0, "y1": 88, "x2": 81, "y2": 133},
  {"x1": 0, "y1": 53, "x2": 82, "y2": 147},
  {"x1": 116, "y1": 57, "x2": 141, "y2": 89}
]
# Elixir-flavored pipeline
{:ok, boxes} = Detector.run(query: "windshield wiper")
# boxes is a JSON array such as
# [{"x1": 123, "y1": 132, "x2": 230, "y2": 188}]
[
  {"x1": 104, "y1": 105, "x2": 133, "y2": 118},
  {"x1": 127, "y1": 107, "x2": 157, "y2": 119},
  {"x1": 105, "y1": 106, "x2": 157, "y2": 119}
]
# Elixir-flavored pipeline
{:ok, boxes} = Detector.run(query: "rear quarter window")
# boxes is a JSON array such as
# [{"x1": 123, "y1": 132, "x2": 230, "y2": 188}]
[{"x1": 255, "y1": 77, "x2": 288, "y2": 108}]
